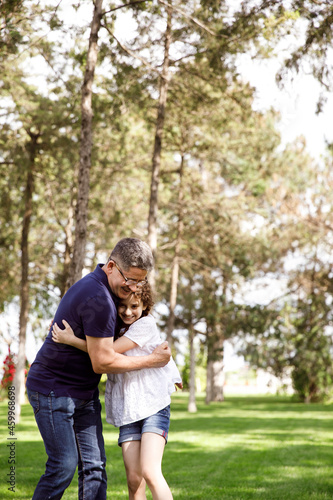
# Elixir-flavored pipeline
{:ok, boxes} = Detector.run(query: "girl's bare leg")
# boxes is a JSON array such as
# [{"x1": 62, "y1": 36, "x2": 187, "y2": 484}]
[
  {"x1": 140, "y1": 433, "x2": 173, "y2": 500},
  {"x1": 122, "y1": 441, "x2": 147, "y2": 500}
]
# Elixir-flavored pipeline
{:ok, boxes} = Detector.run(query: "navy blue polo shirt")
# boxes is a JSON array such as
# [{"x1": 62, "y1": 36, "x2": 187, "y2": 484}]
[{"x1": 26, "y1": 265, "x2": 118, "y2": 399}]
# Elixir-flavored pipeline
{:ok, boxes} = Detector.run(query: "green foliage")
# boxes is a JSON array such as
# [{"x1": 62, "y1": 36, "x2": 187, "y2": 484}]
[
  {"x1": 237, "y1": 269, "x2": 333, "y2": 403},
  {"x1": 290, "y1": 286, "x2": 333, "y2": 403},
  {"x1": 0, "y1": 0, "x2": 26, "y2": 58},
  {"x1": 1, "y1": 0, "x2": 333, "y2": 407}
]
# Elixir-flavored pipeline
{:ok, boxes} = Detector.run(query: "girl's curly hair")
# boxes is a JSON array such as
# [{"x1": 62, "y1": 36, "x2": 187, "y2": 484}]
[{"x1": 134, "y1": 281, "x2": 154, "y2": 316}]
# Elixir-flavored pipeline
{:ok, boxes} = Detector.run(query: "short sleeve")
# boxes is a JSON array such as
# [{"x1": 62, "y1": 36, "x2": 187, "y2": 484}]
[
  {"x1": 124, "y1": 315, "x2": 159, "y2": 347},
  {"x1": 81, "y1": 294, "x2": 117, "y2": 338}
]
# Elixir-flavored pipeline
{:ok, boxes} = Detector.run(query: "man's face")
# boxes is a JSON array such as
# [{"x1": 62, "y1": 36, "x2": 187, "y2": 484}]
[{"x1": 104, "y1": 261, "x2": 147, "y2": 300}]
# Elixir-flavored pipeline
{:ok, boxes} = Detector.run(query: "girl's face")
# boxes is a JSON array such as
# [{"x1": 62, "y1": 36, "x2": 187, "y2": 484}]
[{"x1": 118, "y1": 295, "x2": 146, "y2": 326}]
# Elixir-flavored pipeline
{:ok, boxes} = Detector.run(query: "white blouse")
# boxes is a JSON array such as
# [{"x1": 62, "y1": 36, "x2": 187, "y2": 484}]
[{"x1": 105, "y1": 314, "x2": 182, "y2": 427}]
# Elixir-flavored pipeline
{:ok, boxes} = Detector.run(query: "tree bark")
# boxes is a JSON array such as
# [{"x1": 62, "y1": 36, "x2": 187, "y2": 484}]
[
  {"x1": 188, "y1": 323, "x2": 197, "y2": 413},
  {"x1": 205, "y1": 281, "x2": 227, "y2": 404},
  {"x1": 166, "y1": 154, "x2": 184, "y2": 347},
  {"x1": 205, "y1": 328, "x2": 225, "y2": 403},
  {"x1": 14, "y1": 130, "x2": 38, "y2": 423},
  {"x1": 60, "y1": 200, "x2": 75, "y2": 297},
  {"x1": 147, "y1": 1, "x2": 172, "y2": 291},
  {"x1": 67, "y1": 0, "x2": 103, "y2": 288}
]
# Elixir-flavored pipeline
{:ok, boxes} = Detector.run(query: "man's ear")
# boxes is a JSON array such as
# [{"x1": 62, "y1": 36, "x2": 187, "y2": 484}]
[{"x1": 105, "y1": 260, "x2": 114, "y2": 275}]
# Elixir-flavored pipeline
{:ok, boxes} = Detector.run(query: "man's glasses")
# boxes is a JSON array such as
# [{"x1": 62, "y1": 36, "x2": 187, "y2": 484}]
[{"x1": 112, "y1": 260, "x2": 147, "y2": 287}]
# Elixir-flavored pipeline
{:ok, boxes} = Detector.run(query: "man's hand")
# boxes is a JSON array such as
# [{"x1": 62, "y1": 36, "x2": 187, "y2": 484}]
[{"x1": 151, "y1": 341, "x2": 171, "y2": 368}]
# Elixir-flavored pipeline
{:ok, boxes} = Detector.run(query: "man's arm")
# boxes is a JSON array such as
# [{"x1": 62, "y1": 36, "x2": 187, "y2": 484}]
[
  {"x1": 86, "y1": 336, "x2": 171, "y2": 374},
  {"x1": 52, "y1": 320, "x2": 170, "y2": 372}
]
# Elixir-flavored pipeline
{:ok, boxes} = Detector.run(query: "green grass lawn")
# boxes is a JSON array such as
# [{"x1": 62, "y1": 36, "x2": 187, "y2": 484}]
[{"x1": 0, "y1": 392, "x2": 332, "y2": 499}]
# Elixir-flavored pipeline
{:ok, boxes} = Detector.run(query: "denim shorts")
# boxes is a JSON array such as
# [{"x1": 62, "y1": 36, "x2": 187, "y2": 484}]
[{"x1": 118, "y1": 405, "x2": 171, "y2": 446}]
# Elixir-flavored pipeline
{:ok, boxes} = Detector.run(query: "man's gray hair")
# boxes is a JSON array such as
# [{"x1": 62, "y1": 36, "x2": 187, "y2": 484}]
[{"x1": 108, "y1": 238, "x2": 154, "y2": 272}]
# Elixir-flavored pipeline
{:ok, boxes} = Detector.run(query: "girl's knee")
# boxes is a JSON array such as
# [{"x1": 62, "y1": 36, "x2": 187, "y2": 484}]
[
  {"x1": 127, "y1": 470, "x2": 144, "y2": 493},
  {"x1": 142, "y1": 466, "x2": 162, "y2": 487}
]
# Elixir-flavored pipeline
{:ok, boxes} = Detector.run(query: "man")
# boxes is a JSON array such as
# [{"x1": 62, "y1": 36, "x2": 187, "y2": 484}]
[{"x1": 26, "y1": 238, "x2": 171, "y2": 500}]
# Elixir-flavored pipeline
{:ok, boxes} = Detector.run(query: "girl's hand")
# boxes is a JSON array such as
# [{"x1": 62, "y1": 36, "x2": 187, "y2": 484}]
[{"x1": 52, "y1": 320, "x2": 75, "y2": 345}]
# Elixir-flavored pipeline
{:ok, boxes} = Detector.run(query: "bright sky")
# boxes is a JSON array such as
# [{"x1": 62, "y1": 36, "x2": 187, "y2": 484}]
[{"x1": 237, "y1": 53, "x2": 333, "y2": 162}]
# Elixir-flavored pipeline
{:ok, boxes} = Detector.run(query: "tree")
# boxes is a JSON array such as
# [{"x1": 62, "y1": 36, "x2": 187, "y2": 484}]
[
  {"x1": 235, "y1": 149, "x2": 333, "y2": 402},
  {"x1": 14, "y1": 128, "x2": 39, "y2": 419},
  {"x1": 67, "y1": 0, "x2": 104, "y2": 288},
  {"x1": 0, "y1": 0, "x2": 28, "y2": 61},
  {"x1": 155, "y1": 53, "x2": 298, "y2": 403},
  {"x1": 1, "y1": 48, "x2": 84, "y2": 417},
  {"x1": 165, "y1": 153, "x2": 184, "y2": 348},
  {"x1": 147, "y1": 1, "x2": 173, "y2": 289},
  {"x1": 2, "y1": 0, "x2": 330, "y2": 411}
]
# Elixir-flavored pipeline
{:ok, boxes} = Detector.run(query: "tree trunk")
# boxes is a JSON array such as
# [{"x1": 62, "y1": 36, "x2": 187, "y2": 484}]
[
  {"x1": 14, "y1": 130, "x2": 38, "y2": 423},
  {"x1": 60, "y1": 201, "x2": 75, "y2": 297},
  {"x1": 67, "y1": 0, "x2": 103, "y2": 288},
  {"x1": 205, "y1": 327, "x2": 225, "y2": 404},
  {"x1": 147, "y1": 2, "x2": 172, "y2": 291},
  {"x1": 166, "y1": 154, "x2": 184, "y2": 347},
  {"x1": 188, "y1": 324, "x2": 197, "y2": 413}
]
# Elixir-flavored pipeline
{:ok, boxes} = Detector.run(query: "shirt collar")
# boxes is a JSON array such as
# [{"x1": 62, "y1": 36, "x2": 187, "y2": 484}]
[{"x1": 94, "y1": 264, "x2": 119, "y2": 305}]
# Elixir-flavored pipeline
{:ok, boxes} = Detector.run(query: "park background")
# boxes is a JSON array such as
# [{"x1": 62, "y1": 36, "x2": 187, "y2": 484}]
[{"x1": 1, "y1": 1, "x2": 333, "y2": 498}]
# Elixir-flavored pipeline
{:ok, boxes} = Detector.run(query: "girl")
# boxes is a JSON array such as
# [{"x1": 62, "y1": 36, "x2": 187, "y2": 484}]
[{"x1": 52, "y1": 282, "x2": 182, "y2": 500}]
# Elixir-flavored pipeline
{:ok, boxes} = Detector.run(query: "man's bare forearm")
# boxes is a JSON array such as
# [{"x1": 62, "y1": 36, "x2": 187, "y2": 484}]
[
  {"x1": 90, "y1": 342, "x2": 171, "y2": 374},
  {"x1": 98, "y1": 352, "x2": 163, "y2": 374}
]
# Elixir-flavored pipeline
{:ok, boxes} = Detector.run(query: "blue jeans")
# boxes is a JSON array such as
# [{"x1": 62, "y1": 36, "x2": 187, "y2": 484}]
[{"x1": 27, "y1": 389, "x2": 107, "y2": 500}]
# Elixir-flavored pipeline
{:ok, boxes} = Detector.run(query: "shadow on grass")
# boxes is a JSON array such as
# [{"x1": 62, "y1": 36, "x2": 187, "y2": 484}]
[
  {"x1": 2, "y1": 438, "x2": 332, "y2": 500},
  {"x1": 170, "y1": 415, "x2": 333, "y2": 436},
  {"x1": 1, "y1": 396, "x2": 332, "y2": 499},
  {"x1": 172, "y1": 394, "x2": 333, "y2": 413},
  {"x1": 170, "y1": 396, "x2": 333, "y2": 437},
  {"x1": 163, "y1": 440, "x2": 333, "y2": 499}
]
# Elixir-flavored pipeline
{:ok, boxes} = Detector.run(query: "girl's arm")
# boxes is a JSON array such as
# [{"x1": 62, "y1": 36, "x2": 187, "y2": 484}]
[
  {"x1": 52, "y1": 320, "x2": 137, "y2": 353},
  {"x1": 52, "y1": 320, "x2": 88, "y2": 352},
  {"x1": 113, "y1": 335, "x2": 137, "y2": 353}
]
